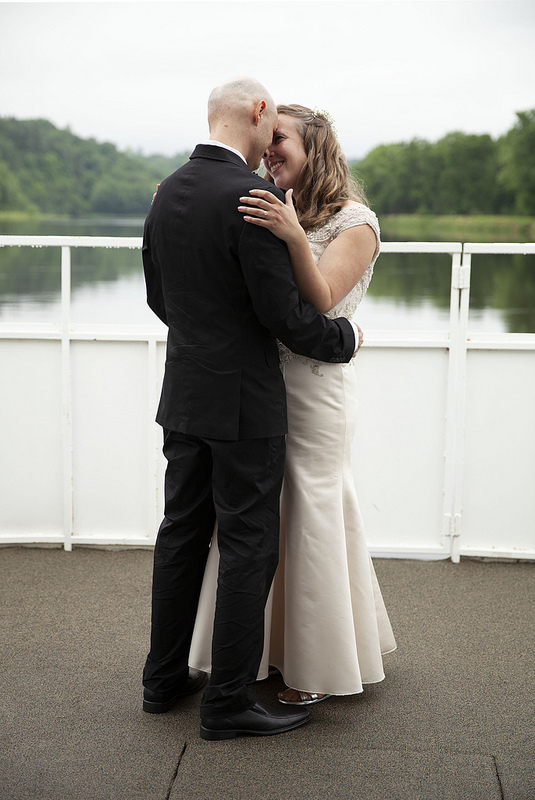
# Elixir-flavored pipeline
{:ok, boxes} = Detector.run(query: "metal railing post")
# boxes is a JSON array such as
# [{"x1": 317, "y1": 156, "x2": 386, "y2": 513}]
[
  {"x1": 61, "y1": 246, "x2": 74, "y2": 550},
  {"x1": 442, "y1": 248, "x2": 471, "y2": 561},
  {"x1": 442, "y1": 250, "x2": 462, "y2": 560},
  {"x1": 451, "y1": 249, "x2": 472, "y2": 561}
]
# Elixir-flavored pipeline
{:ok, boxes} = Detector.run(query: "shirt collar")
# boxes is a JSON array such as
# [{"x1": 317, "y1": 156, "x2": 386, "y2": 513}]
[{"x1": 199, "y1": 140, "x2": 248, "y2": 165}]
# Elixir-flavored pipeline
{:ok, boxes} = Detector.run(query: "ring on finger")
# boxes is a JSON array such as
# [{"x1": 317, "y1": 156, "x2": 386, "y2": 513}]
[{"x1": 263, "y1": 210, "x2": 268, "y2": 217}]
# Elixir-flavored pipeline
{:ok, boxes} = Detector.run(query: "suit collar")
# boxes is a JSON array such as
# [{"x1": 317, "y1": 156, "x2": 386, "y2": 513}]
[
  {"x1": 199, "y1": 140, "x2": 247, "y2": 164},
  {"x1": 190, "y1": 144, "x2": 251, "y2": 171}
]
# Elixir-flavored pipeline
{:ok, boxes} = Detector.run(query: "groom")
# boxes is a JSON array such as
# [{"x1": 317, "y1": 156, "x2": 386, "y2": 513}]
[{"x1": 141, "y1": 76, "x2": 358, "y2": 740}]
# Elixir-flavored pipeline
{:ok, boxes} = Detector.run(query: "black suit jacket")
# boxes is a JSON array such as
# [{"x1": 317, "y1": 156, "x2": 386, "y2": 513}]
[{"x1": 142, "y1": 144, "x2": 355, "y2": 440}]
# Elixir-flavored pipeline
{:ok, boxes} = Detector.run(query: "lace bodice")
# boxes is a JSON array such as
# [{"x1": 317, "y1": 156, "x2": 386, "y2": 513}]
[{"x1": 279, "y1": 203, "x2": 380, "y2": 369}]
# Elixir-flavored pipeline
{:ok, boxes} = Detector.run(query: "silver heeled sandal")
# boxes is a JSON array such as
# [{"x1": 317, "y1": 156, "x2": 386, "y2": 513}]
[{"x1": 278, "y1": 690, "x2": 332, "y2": 706}]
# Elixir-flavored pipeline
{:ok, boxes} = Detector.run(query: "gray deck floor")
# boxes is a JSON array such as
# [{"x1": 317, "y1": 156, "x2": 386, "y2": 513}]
[{"x1": 1, "y1": 547, "x2": 533, "y2": 800}]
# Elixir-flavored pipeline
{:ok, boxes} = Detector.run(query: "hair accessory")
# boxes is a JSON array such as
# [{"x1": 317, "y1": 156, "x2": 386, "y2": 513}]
[{"x1": 312, "y1": 108, "x2": 337, "y2": 135}]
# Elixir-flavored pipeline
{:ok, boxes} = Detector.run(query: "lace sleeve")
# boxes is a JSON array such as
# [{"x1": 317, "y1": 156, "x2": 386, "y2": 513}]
[
  {"x1": 320, "y1": 204, "x2": 381, "y2": 321},
  {"x1": 279, "y1": 204, "x2": 381, "y2": 369},
  {"x1": 331, "y1": 205, "x2": 381, "y2": 261}
]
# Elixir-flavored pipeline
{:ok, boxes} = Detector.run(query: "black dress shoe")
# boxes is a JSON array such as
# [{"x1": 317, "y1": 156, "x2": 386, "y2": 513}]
[
  {"x1": 200, "y1": 701, "x2": 311, "y2": 740},
  {"x1": 143, "y1": 668, "x2": 208, "y2": 713}
]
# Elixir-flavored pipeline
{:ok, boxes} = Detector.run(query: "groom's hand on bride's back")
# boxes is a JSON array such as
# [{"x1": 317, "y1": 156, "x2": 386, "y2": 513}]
[{"x1": 353, "y1": 324, "x2": 364, "y2": 357}]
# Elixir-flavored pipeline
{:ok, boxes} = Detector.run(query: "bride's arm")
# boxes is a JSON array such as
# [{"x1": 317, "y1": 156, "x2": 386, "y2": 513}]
[{"x1": 239, "y1": 189, "x2": 376, "y2": 313}]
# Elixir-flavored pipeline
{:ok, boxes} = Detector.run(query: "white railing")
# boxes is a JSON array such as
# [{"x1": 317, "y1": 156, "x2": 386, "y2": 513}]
[{"x1": 1, "y1": 236, "x2": 534, "y2": 562}]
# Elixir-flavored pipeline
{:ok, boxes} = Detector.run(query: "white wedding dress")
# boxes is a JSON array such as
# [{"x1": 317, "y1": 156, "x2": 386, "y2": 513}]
[{"x1": 189, "y1": 203, "x2": 396, "y2": 695}]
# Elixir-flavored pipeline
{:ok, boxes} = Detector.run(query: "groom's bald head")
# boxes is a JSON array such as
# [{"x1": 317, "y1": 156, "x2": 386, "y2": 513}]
[
  {"x1": 206, "y1": 76, "x2": 277, "y2": 170},
  {"x1": 208, "y1": 77, "x2": 276, "y2": 129}
]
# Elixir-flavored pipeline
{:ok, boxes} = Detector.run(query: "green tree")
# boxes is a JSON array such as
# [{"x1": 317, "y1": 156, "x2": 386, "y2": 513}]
[
  {"x1": 0, "y1": 116, "x2": 189, "y2": 216},
  {"x1": 433, "y1": 132, "x2": 502, "y2": 214},
  {"x1": 90, "y1": 166, "x2": 157, "y2": 215},
  {"x1": 0, "y1": 159, "x2": 30, "y2": 211},
  {"x1": 353, "y1": 143, "x2": 408, "y2": 213},
  {"x1": 354, "y1": 139, "x2": 439, "y2": 214},
  {"x1": 353, "y1": 132, "x2": 504, "y2": 215},
  {"x1": 498, "y1": 109, "x2": 535, "y2": 215}
]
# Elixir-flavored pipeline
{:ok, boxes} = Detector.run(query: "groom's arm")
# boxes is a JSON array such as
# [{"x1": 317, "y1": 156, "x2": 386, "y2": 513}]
[
  {"x1": 238, "y1": 218, "x2": 355, "y2": 363},
  {"x1": 142, "y1": 227, "x2": 168, "y2": 326}
]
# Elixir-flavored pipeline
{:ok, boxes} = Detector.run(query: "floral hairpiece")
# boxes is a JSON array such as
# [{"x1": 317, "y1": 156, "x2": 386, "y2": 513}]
[{"x1": 312, "y1": 107, "x2": 337, "y2": 135}]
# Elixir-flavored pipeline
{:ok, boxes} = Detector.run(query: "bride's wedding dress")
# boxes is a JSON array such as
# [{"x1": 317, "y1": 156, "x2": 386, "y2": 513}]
[{"x1": 189, "y1": 204, "x2": 396, "y2": 695}]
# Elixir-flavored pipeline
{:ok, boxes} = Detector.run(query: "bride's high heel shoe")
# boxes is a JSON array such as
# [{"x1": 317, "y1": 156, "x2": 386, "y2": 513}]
[{"x1": 278, "y1": 688, "x2": 331, "y2": 706}]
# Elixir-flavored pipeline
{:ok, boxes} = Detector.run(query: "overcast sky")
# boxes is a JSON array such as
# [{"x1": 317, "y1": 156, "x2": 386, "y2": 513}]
[{"x1": 1, "y1": 0, "x2": 534, "y2": 160}]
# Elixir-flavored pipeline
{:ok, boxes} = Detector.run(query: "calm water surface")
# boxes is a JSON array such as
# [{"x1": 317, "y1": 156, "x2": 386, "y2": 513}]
[{"x1": 1, "y1": 217, "x2": 534, "y2": 333}]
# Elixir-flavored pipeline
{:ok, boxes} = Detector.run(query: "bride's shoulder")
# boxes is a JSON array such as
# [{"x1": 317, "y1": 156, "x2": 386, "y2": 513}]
[
  {"x1": 308, "y1": 203, "x2": 380, "y2": 243},
  {"x1": 340, "y1": 200, "x2": 377, "y2": 217},
  {"x1": 333, "y1": 202, "x2": 380, "y2": 231}
]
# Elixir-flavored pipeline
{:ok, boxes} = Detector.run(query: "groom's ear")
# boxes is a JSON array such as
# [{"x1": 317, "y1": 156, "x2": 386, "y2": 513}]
[{"x1": 253, "y1": 100, "x2": 267, "y2": 126}]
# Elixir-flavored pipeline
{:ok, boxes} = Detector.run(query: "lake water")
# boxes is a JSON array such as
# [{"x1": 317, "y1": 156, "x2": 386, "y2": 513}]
[{"x1": 1, "y1": 217, "x2": 534, "y2": 334}]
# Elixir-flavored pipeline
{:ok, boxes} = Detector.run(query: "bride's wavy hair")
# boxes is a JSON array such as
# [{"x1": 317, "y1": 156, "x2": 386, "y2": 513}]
[{"x1": 264, "y1": 104, "x2": 368, "y2": 231}]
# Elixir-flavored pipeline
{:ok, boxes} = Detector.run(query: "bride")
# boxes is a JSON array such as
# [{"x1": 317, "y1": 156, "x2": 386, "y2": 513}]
[{"x1": 189, "y1": 104, "x2": 396, "y2": 705}]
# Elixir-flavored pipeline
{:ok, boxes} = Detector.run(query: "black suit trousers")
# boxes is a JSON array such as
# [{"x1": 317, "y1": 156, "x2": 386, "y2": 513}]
[{"x1": 143, "y1": 429, "x2": 285, "y2": 717}]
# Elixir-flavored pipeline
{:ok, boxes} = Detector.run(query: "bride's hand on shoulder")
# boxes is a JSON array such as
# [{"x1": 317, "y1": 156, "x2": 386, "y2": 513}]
[{"x1": 238, "y1": 189, "x2": 303, "y2": 245}]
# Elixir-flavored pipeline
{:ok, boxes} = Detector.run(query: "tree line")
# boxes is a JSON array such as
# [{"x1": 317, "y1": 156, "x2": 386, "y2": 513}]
[
  {"x1": 352, "y1": 110, "x2": 535, "y2": 216},
  {"x1": 0, "y1": 117, "x2": 189, "y2": 216},
  {"x1": 0, "y1": 110, "x2": 534, "y2": 217}
]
